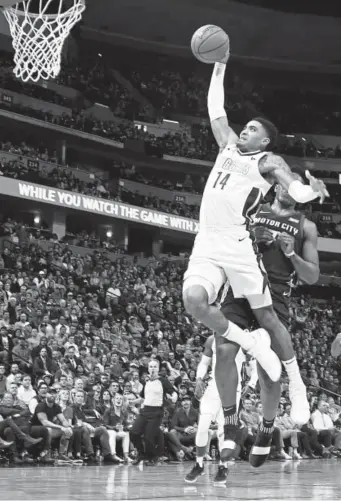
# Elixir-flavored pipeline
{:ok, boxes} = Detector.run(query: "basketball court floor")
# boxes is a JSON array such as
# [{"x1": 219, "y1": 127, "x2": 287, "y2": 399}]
[{"x1": 0, "y1": 459, "x2": 339, "y2": 500}]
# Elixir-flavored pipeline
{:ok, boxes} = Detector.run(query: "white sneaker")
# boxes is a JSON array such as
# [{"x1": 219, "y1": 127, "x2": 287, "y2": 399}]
[
  {"x1": 292, "y1": 450, "x2": 302, "y2": 460},
  {"x1": 289, "y1": 381, "x2": 310, "y2": 426},
  {"x1": 279, "y1": 450, "x2": 291, "y2": 460},
  {"x1": 247, "y1": 328, "x2": 282, "y2": 382},
  {"x1": 204, "y1": 454, "x2": 212, "y2": 461}
]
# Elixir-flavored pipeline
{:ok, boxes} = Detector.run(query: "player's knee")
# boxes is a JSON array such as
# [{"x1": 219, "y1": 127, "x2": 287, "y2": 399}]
[
  {"x1": 253, "y1": 304, "x2": 279, "y2": 334},
  {"x1": 216, "y1": 342, "x2": 240, "y2": 364},
  {"x1": 183, "y1": 284, "x2": 209, "y2": 319}
]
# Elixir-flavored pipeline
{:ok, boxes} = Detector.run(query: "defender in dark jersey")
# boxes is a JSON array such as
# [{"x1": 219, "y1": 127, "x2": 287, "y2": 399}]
[{"x1": 215, "y1": 167, "x2": 319, "y2": 469}]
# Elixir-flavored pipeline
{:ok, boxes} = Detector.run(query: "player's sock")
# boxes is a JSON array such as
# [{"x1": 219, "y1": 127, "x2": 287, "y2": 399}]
[
  {"x1": 283, "y1": 356, "x2": 310, "y2": 425},
  {"x1": 220, "y1": 405, "x2": 241, "y2": 461},
  {"x1": 261, "y1": 418, "x2": 275, "y2": 432},
  {"x1": 197, "y1": 456, "x2": 204, "y2": 467},
  {"x1": 222, "y1": 322, "x2": 254, "y2": 351},
  {"x1": 282, "y1": 357, "x2": 301, "y2": 379},
  {"x1": 249, "y1": 418, "x2": 274, "y2": 468},
  {"x1": 283, "y1": 357, "x2": 303, "y2": 382},
  {"x1": 223, "y1": 405, "x2": 239, "y2": 428}
]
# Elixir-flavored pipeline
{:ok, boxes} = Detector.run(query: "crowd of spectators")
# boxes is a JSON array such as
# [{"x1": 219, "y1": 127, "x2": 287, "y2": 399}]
[
  {"x1": 0, "y1": 136, "x2": 339, "y2": 237},
  {"x1": 2, "y1": 49, "x2": 341, "y2": 162},
  {"x1": 0, "y1": 235, "x2": 340, "y2": 465}
]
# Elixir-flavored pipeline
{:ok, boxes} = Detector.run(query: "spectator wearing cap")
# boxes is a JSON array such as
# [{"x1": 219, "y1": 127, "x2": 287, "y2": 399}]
[
  {"x1": 12, "y1": 332, "x2": 32, "y2": 372},
  {"x1": 170, "y1": 395, "x2": 198, "y2": 448},
  {"x1": 31, "y1": 386, "x2": 73, "y2": 461}
]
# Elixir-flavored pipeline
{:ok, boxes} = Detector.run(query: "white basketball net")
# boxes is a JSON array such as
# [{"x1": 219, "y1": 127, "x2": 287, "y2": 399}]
[{"x1": 1, "y1": 0, "x2": 86, "y2": 82}]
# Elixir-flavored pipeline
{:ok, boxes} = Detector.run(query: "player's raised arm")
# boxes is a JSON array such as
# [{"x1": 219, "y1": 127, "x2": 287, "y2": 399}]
[
  {"x1": 208, "y1": 58, "x2": 239, "y2": 151},
  {"x1": 263, "y1": 155, "x2": 329, "y2": 204}
]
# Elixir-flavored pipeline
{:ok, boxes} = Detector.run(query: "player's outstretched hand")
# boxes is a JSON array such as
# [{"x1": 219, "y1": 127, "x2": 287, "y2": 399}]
[
  {"x1": 194, "y1": 377, "x2": 206, "y2": 400},
  {"x1": 305, "y1": 170, "x2": 329, "y2": 205},
  {"x1": 254, "y1": 226, "x2": 274, "y2": 246}
]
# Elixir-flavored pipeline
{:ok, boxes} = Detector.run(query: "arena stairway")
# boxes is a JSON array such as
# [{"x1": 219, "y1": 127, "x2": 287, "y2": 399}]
[{"x1": 111, "y1": 68, "x2": 155, "y2": 119}]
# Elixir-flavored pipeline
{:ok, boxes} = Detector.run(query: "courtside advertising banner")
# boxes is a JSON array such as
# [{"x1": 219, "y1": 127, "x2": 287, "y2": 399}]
[{"x1": 0, "y1": 177, "x2": 198, "y2": 235}]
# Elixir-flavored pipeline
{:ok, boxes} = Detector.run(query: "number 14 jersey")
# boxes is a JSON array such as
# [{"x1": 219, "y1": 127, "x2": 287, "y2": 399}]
[{"x1": 200, "y1": 144, "x2": 272, "y2": 235}]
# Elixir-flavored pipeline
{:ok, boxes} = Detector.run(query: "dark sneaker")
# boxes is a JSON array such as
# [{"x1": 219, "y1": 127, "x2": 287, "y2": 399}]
[
  {"x1": 11, "y1": 455, "x2": 24, "y2": 464},
  {"x1": 249, "y1": 425, "x2": 273, "y2": 468},
  {"x1": 213, "y1": 465, "x2": 229, "y2": 484},
  {"x1": 57, "y1": 454, "x2": 72, "y2": 463},
  {"x1": 103, "y1": 454, "x2": 119, "y2": 464},
  {"x1": 38, "y1": 454, "x2": 55, "y2": 464},
  {"x1": 184, "y1": 463, "x2": 204, "y2": 483},
  {"x1": 21, "y1": 453, "x2": 35, "y2": 464}
]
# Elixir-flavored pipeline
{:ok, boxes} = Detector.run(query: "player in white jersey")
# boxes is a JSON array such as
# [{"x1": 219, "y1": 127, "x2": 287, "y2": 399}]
[
  {"x1": 183, "y1": 50, "x2": 328, "y2": 456},
  {"x1": 185, "y1": 334, "x2": 247, "y2": 484}
]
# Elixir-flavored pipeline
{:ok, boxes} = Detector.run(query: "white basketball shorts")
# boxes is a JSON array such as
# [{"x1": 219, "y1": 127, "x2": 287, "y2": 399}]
[{"x1": 183, "y1": 231, "x2": 272, "y2": 309}]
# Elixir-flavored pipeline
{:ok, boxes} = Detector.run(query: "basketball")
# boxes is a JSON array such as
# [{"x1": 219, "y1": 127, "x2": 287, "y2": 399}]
[{"x1": 191, "y1": 25, "x2": 230, "y2": 64}]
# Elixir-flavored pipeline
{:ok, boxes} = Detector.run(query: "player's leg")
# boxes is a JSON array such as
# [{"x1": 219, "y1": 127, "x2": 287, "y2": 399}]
[
  {"x1": 230, "y1": 246, "x2": 309, "y2": 426},
  {"x1": 183, "y1": 259, "x2": 250, "y2": 344},
  {"x1": 183, "y1": 258, "x2": 281, "y2": 381},
  {"x1": 250, "y1": 299, "x2": 309, "y2": 426},
  {"x1": 185, "y1": 411, "x2": 212, "y2": 483},
  {"x1": 213, "y1": 407, "x2": 229, "y2": 484},
  {"x1": 249, "y1": 362, "x2": 281, "y2": 467},
  {"x1": 214, "y1": 336, "x2": 241, "y2": 459}
]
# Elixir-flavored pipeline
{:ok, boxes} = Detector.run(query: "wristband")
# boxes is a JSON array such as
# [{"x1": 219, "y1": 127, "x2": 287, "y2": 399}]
[{"x1": 285, "y1": 251, "x2": 296, "y2": 257}]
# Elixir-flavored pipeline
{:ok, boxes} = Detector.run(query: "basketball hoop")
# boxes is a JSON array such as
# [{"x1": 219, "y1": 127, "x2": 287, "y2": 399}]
[{"x1": 1, "y1": 0, "x2": 86, "y2": 82}]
